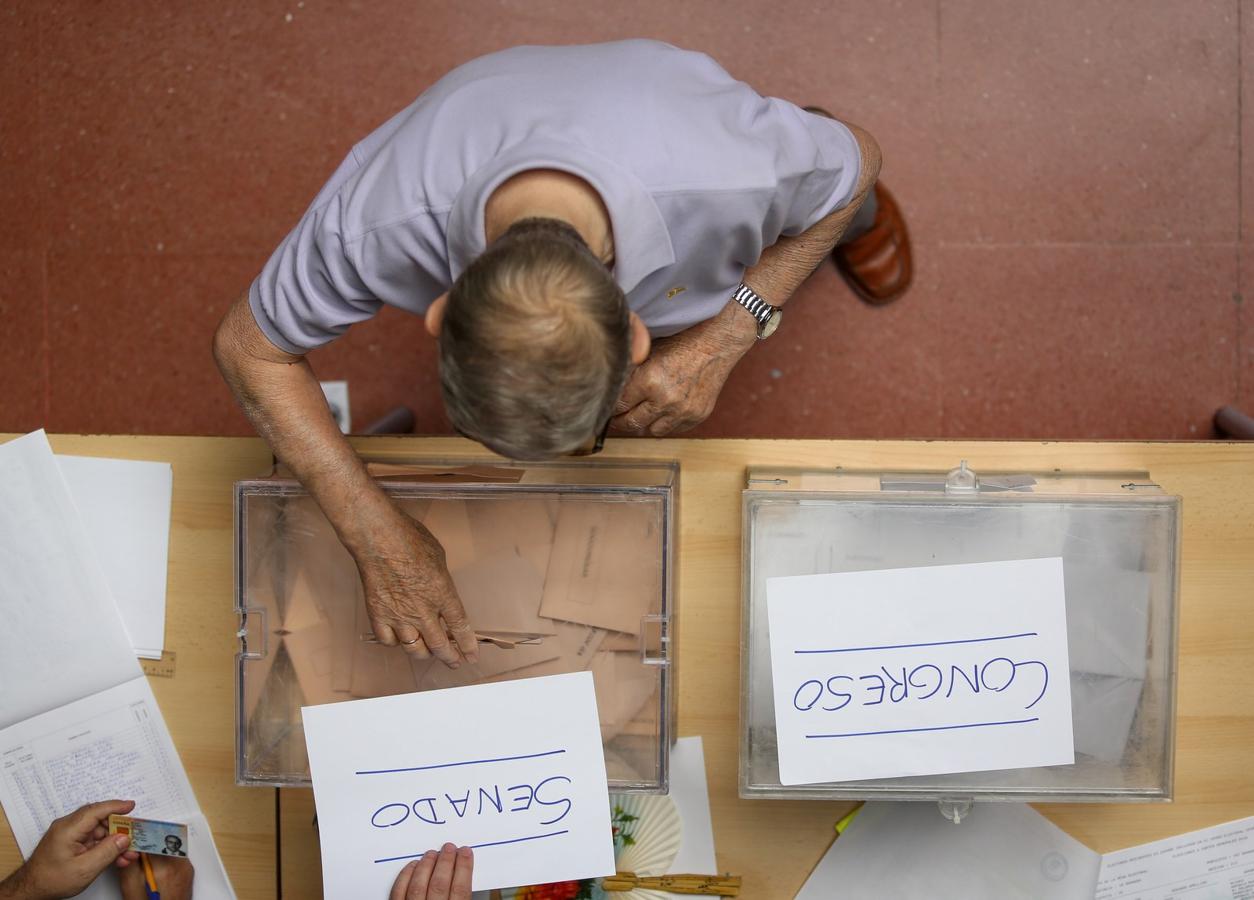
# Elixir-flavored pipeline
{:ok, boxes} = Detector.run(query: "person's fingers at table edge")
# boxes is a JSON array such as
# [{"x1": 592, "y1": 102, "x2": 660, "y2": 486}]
[
  {"x1": 403, "y1": 852, "x2": 437, "y2": 900},
  {"x1": 451, "y1": 846, "x2": 474, "y2": 896},
  {"x1": 389, "y1": 859, "x2": 418, "y2": 900},
  {"x1": 427, "y1": 844, "x2": 457, "y2": 900}
]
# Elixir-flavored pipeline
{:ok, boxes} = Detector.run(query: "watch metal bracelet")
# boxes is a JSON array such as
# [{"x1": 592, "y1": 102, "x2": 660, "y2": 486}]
[{"x1": 732, "y1": 283, "x2": 774, "y2": 328}]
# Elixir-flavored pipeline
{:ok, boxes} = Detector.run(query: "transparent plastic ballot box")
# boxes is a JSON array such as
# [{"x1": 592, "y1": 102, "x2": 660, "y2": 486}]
[
  {"x1": 234, "y1": 458, "x2": 677, "y2": 793},
  {"x1": 740, "y1": 462, "x2": 1181, "y2": 809}
]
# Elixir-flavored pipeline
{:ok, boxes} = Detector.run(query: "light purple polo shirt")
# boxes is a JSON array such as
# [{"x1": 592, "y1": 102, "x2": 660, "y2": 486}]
[{"x1": 249, "y1": 40, "x2": 862, "y2": 352}]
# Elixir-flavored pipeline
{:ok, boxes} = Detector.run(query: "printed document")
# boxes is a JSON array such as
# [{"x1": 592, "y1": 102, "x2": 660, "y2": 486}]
[{"x1": 0, "y1": 431, "x2": 233, "y2": 898}]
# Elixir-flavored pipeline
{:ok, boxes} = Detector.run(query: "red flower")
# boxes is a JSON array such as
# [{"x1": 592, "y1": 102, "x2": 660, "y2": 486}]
[{"x1": 513, "y1": 881, "x2": 584, "y2": 900}]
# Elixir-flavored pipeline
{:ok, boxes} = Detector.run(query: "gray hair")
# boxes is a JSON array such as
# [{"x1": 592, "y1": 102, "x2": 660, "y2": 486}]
[{"x1": 439, "y1": 218, "x2": 631, "y2": 459}]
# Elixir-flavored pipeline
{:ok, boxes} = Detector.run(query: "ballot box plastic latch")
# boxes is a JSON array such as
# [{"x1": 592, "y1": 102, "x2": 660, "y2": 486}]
[
  {"x1": 879, "y1": 461, "x2": 1037, "y2": 495},
  {"x1": 640, "y1": 614, "x2": 669, "y2": 667},
  {"x1": 238, "y1": 606, "x2": 267, "y2": 660}
]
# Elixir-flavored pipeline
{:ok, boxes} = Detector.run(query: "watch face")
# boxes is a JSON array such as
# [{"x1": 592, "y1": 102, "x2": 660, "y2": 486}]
[{"x1": 760, "y1": 308, "x2": 782, "y2": 339}]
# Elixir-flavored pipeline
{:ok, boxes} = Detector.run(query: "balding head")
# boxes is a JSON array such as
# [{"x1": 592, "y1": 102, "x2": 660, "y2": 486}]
[{"x1": 439, "y1": 218, "x2": 631, "y2": 459}]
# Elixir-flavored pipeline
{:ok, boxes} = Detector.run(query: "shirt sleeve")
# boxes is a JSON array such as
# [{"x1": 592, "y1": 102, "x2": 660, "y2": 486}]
[
  {"x1": 766, "y1": 103, "x2": 864, "y2": 238},
  {"x1": 248, "y1": 185, "x2": 381, "y2": 355}
]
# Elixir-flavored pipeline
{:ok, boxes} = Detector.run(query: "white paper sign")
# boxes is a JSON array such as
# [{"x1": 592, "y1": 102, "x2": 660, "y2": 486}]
[
  {"x1": 303, "y1": 672, "x2": 615, "y2": 896},
  {"x1": 57, "y1": 454, "x2": 174, "y2": 660},
  {"x1": 767, "y1": 558, "x2": 1074, "y2": 785}
]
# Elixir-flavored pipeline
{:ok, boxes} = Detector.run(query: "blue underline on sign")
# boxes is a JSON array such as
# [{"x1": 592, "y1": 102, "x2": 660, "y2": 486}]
[
  {"x1": 373, "y1": 830, "x2": 571, "y2": 863},
  {"x1": 793, "y1": 632, "x2": 1038, "y2": 655},
  {"x1": 805, "y1": 717, "x2": 1039, "y2": 739},
  {"x1": 354, "y1": 749, "x2": 567, "y2": 776}
]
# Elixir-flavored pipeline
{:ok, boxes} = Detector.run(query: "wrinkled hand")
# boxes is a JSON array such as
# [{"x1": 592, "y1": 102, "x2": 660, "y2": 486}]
[
  {"x1": 390, "y1": 845, "x2": 473, "y2": 900},
  {"x1": 0, "y1": 800, "x2": 139, "y2": 900},
  {"x1": 612, "y1": 301, "x2": 757, "y2": 436},
  {"x1": 357, "y1": 511, "x2": 479, "y2": 668},
  {"x1": 117, "y1": 854, "x2": 194, "y2": 900}
]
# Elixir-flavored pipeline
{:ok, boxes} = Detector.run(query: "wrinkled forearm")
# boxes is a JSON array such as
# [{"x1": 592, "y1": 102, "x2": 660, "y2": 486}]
[{"x1": 212, "y1": 296, "x2": 403, "y2": 554}]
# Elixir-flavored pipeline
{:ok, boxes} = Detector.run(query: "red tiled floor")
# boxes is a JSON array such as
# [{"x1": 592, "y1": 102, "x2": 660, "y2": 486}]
[
  {"x1": 933, "y1": 245, "x2": 1239, "y2": 439},
  {"x1": 1243, "y1": 0, "x2": 1254, "y2": 245},
  {"x1": 46, "y1": 253, "x2": 258, "y2": 434},
  {"x1": 0, "y1": 1, "x2": 41, "y2": 249},
  {"x1": 1241, "y1": 246, "x2": 1253, "y2": 412},
  {"x1": 39, "y1": 2, "x2": 344, "y2": 255},
  {"x1": 3, "y1": 3, "x2": 1246, "y2": 440},
  {"x1": 695, "y1": 252, "x2": 944, "y2": 438},
  {"x1": 0, "y1": 251, "x2": 47, "y2": 432},
  {"x1": 939, "y1": 0, "x2": 1239, "y2": 244}
]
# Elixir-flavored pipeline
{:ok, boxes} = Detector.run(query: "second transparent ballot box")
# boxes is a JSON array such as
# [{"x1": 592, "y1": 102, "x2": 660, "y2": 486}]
[
  {"x1": 235, "y1": 459, "x2": 677, "y2": 792},
  {"x1": 740, "y1": 464, "x2": 1180, "y2": 806}
]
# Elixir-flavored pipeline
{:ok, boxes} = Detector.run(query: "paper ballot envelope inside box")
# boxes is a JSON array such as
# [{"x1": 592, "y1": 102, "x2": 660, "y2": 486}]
[
  {"x1": 302, "y1": 672, "x2": 616, "y2": 895},
  {"x1": 234, "y1": 460, "x2": 677, "y2": 792}
]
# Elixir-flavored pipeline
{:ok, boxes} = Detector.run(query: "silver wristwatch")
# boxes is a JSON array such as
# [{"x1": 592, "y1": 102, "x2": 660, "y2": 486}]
[{"x1": 731, "y1": 283, "x2": 782, "y2": 339}]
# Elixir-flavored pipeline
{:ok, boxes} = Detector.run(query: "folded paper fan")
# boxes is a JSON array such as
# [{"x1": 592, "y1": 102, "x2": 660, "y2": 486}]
[
  {"x1": 606, "y1": 792, "x2": 682, "y2": 900},
  {"x1": 502, "y1": 793, "x2": 681, "y2": 900}
]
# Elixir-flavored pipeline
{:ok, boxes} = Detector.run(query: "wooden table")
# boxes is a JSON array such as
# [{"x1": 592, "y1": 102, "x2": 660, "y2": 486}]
[
  {"x1": 3, "y1": 436, "x2": 1253, "y2": 899},
  {"x1": 0, "y1": 435, "x2": 277, "y2": 899}
]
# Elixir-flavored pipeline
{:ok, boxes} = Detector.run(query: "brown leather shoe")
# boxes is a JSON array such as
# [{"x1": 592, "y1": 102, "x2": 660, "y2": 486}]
[
  {"x1": 833, "y1": 182, "x2": 913, "y2": 306},
  {"x1": 802, "y1": 106, "x2": 913, "y2": 305}
]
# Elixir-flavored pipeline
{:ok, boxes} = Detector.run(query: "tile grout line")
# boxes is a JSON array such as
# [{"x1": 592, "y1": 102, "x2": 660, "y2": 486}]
[
  {"x1": 36, "y1": 4, "x2": 50, "y2": 426},
  {"x1": 935, "y1": 240, "x2": 1242, "y2": 248},
  {"x1": 1239, "y1": 0, "x2": 1244, "y2": 247},
  {"x1": 41, "y1": 254, "x2": 49, "y2": 425},
  {"x1": 935, "y1": 0, "x2": 947, "y2": 435},
  {"x1": 1238, "y1": 0, "x2": 1244, "y2": 404}
]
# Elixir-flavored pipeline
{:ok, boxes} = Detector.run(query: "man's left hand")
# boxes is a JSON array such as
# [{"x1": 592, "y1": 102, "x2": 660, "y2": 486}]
[
  {"x1": 0, "y1": 801, "x2": 139, "y2": 900},
  {"x1": 612, "y1": 300, "x2": 758, "y2": 436}
]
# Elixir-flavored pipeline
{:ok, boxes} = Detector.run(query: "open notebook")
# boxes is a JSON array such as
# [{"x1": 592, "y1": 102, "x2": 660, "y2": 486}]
[{"x1": 0, "y1": 431, "x2": 234, "y2": 899}]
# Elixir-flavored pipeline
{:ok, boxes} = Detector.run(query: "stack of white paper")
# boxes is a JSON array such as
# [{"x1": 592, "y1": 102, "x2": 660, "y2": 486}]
[
  {"x1": 799, "y1": 805, "x2": 1254, "y2": 900},
  {"x1": 0, "y1": 431, "x2": 233, "y2": 899},
  {"x1": 1096, "y1": 816, "x2": 1254, "y2": 900},
  {"x1": 57, "y1": 454, "x2": 173, "y2": 660},
  {"x1": 796, "y1": 803, "x2": 1101, "y2": 899}
]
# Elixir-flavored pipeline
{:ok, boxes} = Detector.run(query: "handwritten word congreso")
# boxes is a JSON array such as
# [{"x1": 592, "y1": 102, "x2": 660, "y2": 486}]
[{"x1": 787, "y1": 632, "x2": 1052, "y2": 740}]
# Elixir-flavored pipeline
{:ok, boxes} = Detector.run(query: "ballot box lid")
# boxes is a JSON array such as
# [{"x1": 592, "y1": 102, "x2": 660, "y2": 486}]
[
  {"x1": 739, "y1": 463, "x2": 1180, "y2": 803},
  {"x1": 234, "y1": 458, "x2": 678, "y2": 793}
]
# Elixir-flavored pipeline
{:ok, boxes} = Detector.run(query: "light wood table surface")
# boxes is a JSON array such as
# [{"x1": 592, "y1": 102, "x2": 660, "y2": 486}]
[
  {"x1": 0, "y1": 435, "x2": 277, "y2": 899},
  {"x1": 3, "y1": 435, "x2": 1253, "y2": 900}
]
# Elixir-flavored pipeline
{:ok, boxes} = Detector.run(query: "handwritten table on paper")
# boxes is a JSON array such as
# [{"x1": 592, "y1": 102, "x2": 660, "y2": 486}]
[
  {"x1": 302, "y1": 671, "x2": 615, "y2": 895},
  {"x1": 766, "y1": 558, "x2": 1074, "y2": 785}
]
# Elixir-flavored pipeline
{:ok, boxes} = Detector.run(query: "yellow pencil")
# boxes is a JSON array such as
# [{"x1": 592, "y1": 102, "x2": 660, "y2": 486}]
[{"x1": 140, "y1": 852, "x2": 160, "y2": 899}]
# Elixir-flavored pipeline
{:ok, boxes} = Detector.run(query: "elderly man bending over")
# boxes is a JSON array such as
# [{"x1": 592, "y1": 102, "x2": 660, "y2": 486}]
[{"x1": 213, "y1": 40, "x2": 912, "y2": 666}]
